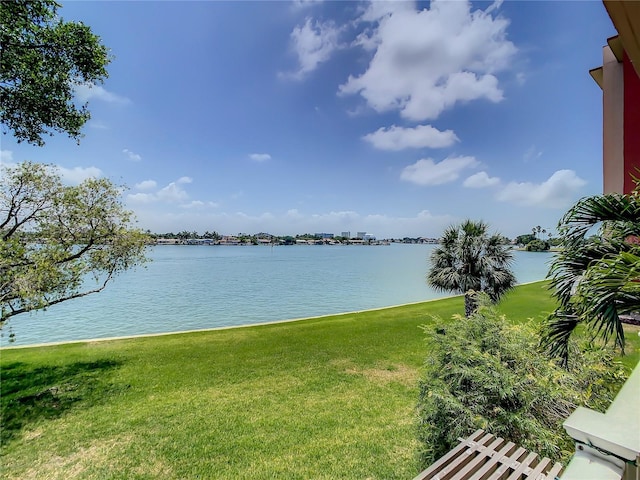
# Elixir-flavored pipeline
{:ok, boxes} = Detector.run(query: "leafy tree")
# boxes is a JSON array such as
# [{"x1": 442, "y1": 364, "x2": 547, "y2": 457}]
[
  {"x1": 542, "y1": 185, "x2": 640, "y2": 363},
  {"x1": 281, "y1": 236, "x2": 295, "y2": 245},
  {"x1": 1, "y1": 162, "x2": 148, "y2": 325},
  {"x1": 0, "y1": 0, "x2": 111, "y2": 146},
  {"x1": 203, "y1": 230, "x2": 220, "y2": 240},
  {"x1": 526, "y1": 239, "x2": 550, "y2": 251},
  {"x1": 417, "y1": 296, "x2": 626, "y2": 468},
  {"x1": 548, "y1": 232, "x2": 561, "y2": 247},
  {"x1": 176, "y1": 231, "x2": 192, "y2": 240},
  {"x1": 427, "y1": 219, "x2": 516, "y2": 316},
  {"x1": 515, "y1": 233, "x2": 536, "y2": 246}
]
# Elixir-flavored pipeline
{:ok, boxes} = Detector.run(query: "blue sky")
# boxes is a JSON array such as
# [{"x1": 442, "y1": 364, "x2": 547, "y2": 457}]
[{"x1": 1, "y1": 0, "x2": 617, "y2": 239}]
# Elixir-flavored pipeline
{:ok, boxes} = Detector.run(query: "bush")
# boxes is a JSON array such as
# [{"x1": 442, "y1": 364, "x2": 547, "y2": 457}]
[
  {"x1": 416, "y1": 296, "x2": 626, "y2": 468},
  {"x1": 526, "y1": 239, "x2": 550, "y2": 251},
  {"x1": 515, "y1": 234, "x2": 536, "y2": 246}
]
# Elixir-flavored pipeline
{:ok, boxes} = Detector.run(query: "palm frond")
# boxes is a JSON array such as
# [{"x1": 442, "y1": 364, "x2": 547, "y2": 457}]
[
  {"x1": 559, "y1": 193, "x2": 640, "y2": 242},
  {"x1": 540, "y1": 314, "x2": 580, "y2": 366},
  {"x1": 574, "y1": 249, "x2": 640, "y2": 351},
  {"x1": 547, "y1": 238, "x2": 623, "y2": 309},
  {"x1": 543, "y1": 184, "x2": 640, "y2": 362}
]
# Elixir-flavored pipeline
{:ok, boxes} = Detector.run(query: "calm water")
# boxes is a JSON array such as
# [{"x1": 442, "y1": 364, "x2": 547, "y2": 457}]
[{"x1": 1, "y1": 244, "x2": 554, "y2": 346}]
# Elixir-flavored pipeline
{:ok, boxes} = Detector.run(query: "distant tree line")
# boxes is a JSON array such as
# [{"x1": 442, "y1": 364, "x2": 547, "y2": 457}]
[
  {"x1": 514, "y1": 226, "x2": 562, "y2": 251},
  {"x1": 146, "y1": 229, "x2": 567, "y2": 250},
  {"x1": 146, "y1": 232, "x2": 448, "y2": 244},
  {"x1": 150, "y1": 231, "x2": 222, "y2": 240}
]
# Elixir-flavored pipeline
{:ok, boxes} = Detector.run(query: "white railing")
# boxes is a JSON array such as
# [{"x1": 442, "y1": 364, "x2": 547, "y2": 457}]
[{"x1": 561, "y1": 361, "x2": 640, "y2": 480}]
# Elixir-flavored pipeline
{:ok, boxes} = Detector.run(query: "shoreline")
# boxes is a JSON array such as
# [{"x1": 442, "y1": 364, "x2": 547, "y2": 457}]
[{"x1": 0, "y1": 280, "x2": 547, "y2": 350}]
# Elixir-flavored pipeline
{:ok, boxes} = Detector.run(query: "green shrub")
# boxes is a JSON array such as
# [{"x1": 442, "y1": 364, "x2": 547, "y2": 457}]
[
  {"x1": 526, "y1": 239, "x2": 550, "y2": 251},
  {"x1": 416, "y1": 296, "x2": 626, "y2": 468}
]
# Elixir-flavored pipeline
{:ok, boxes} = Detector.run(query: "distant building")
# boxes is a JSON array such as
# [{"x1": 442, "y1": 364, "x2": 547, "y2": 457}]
[
  {"x1": 315, "y1": 233, "x2": 334, "y2": 239},
  {"x1": 341, "y1": 231, "x2": 351, "y2": 239},
  {"x1": 155, "y1": 238, "x2": 181, "y2": 245},
  {"x1": 219, "y1": 236, "x2": 240, "y2": 245},
  {"x1": 356, "y1": 232, "x2": 367, "y2": 239}
]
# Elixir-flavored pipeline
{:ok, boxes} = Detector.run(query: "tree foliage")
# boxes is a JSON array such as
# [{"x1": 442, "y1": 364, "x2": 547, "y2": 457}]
[
  {"x1": 515, "y1": 233, "x2": 536, "y2": 246},
  {"x1": 525, "y1": 239, "x2": 550, "y2": 251},
  {"x1": 427, "y1": 219, "x2": 516, "y2": 316},
  {"x1": 0, "y1": 0, "x2": 111, "y2": 146},
  {"x1": 417, "y1": 296, "x2": 626, "y2": 468},
  {"x1": 542, "y1": 184, "x2": 640, "y2": 363},
  {"x1": 1, "y1": 162, "x2": 148, "y2": 326}
]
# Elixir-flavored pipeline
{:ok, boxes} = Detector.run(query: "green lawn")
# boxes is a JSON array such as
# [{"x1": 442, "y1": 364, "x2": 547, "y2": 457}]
[{"x1": 1, "y1": 281, "x2": 638, "y2": 479}]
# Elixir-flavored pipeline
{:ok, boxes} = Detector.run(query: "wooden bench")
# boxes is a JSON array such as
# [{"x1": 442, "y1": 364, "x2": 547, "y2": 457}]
[{"x1": 413, "y1": 430, "x2": 563, "y2": 480}]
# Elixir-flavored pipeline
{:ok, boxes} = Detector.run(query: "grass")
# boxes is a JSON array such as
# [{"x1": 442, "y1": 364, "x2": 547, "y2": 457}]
[{"x1": 1, "y1": 281, "x2": 638, "y2": 479}]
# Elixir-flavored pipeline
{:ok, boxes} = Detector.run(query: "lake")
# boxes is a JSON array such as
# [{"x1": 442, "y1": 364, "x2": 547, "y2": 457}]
[{"x1": 1, "y1": 244, "x2": 554, "y2": 346}]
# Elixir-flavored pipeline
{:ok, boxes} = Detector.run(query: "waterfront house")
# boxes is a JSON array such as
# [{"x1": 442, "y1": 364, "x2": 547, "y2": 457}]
[
  {"x1": 155, "y1": 238, "x2": 181, "y2": 245},
  {"x1": 219, "y1": 235, "x2": 240, "y2": 245}
]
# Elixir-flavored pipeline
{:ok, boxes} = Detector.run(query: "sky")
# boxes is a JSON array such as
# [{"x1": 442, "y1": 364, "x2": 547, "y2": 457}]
[{"x1": 1, "y1": 0, "x2": 618, "y2": 239}]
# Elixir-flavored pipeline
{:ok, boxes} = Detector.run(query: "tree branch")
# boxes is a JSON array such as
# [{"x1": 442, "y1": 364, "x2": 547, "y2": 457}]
[{"x1": 1, "y1": 270, "x2": 113, "y2": 323}]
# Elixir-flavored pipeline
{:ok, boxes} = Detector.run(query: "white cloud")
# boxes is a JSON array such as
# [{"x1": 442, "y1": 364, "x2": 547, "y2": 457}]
[
  {"x1": 496, "y1": 169, "x2": 587, "y2": 208},
  {"x1": 286, "y1": 209, "x2": 304, "y2": 220},
  {"x1": 181, "y1": 200, "x2": 205, "y2": 209},
  {"x1": 0, "y1": 150, "x2": 13, "y2": 164},
  {"x1": 74, "y1": 83, "x2": 130, "y2": 104},
  {"x1": 352, "y1": 2, "x2": 418, "y2": 52},
  {"x1": 127, "y1": 177, "x2": 194, "y2": 205},
  {"x1": 157, "y1": 182, "x2": 189, "y2": 202},
  {"x1": 57, "y1": 165, "x2": 103, "y2": 184},
  {"x1": 292, "y1": 0, "x2": 323, "y2": 9},
  {"x1": 249, "y1": 153, "x2": 272, "y2": 162},
  {"x1": 358, "y1": 1, "x2": 416, "y2": 23},
  {"x1": 339, "y1": 0, "x2": 516, "y2": 121},
  {"x1": 400, "y1": 155, "x2": 478, "y2": 186},
  {"x1": 286, "y1": 18, "x2": 341, "y2": 79},
  {"x1": 128, "y1": 192, "x2": 156, "y2": 204},
  {"x1": 363, "y1": 124, "x2": 458, "y2": 151},
  {"x1": 463, "y1": 171, "x2": 500, "y2": 188},
  {"x1": 135, "y1": 180, "x2": 157, "y2": 191},
  {"x1": 523, "y1": 145, "x2": 543, "y2": 163},
  {"x1": 485, "y1": 0, "x2": 504, "y2": 14},
  {"x1": 123, "y1": 149, "x2": 142, "y2": 162},
  {"x1": 88, "y1": 120, "x2": 109, "y2": 130},
  {"x1": 0, "y1": 155, "x2": 101, "y2": 184}
]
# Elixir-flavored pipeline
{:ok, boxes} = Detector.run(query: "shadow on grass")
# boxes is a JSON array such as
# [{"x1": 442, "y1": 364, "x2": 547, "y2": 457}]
[{"x1": 0, "y1": 359, "x2": 128, "y2": 447}]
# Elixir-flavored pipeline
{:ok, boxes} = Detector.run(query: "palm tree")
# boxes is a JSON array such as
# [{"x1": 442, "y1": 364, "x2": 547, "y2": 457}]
[
  {"x1": 428, "y1": 220, "x2": 517, "y2": 317},
  {"x1": 542, "y1": 186, "x2": 640, "y2": 364}
]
